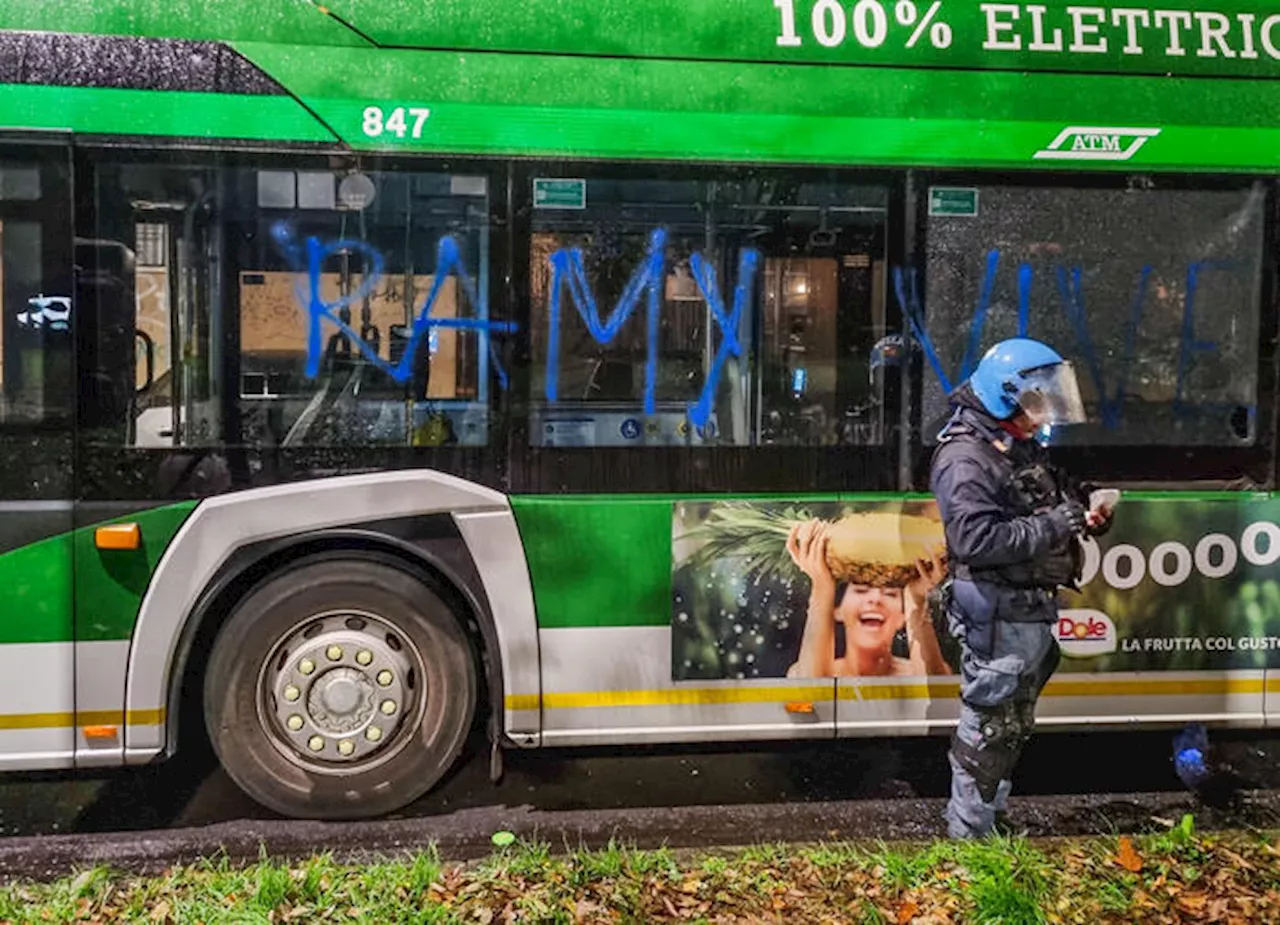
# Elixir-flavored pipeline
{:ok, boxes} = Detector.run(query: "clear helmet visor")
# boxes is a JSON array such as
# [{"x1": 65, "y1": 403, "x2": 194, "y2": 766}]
[{"x1": 1015, "y1": 362, "x2": 1087, "y2": 427}]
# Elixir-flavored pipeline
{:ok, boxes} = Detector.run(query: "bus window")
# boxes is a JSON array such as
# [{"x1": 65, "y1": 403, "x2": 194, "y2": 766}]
[
  {"x1": 236, "y1": 168, "x2": 496, "y2": 448},
  {"x1": 920, "y1": 182, "x2": 1267, "y2": 449},
  {"x1": 527, "y1": 174, "x2": 889, "y2": 447},
  {"x1": 1, "y1": 162, "x2": 72, "y2": 425},
  {"x1": 80, "y1": 160, "x2": 501, "y2": 450},
  {"x1": 80, "y1": 161, "x2": 223, "y2": 450}
]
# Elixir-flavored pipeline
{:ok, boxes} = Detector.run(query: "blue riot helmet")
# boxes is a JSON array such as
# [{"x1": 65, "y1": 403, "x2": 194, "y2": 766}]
[{"x1": 968, "y1": 338, "x2": 1087, "y2": 428}]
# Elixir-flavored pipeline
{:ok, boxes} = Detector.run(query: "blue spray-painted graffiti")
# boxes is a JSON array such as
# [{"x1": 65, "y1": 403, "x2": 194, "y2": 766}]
[
  {"x1": 279, "y1": 222, "x2": 757, "y2": 430},
  {"x1": 272, "y1": 223, "x2": 518, "y2": 390},
  {"x1": 544, "y1": 228, "x2": 759, "y2": 428},
  {"x1": 894, "y1": 251, "x2": 1248, "y2": 430}
]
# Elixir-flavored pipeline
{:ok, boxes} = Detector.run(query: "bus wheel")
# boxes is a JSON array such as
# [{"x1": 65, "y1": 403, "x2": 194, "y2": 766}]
[{"x1": 203, "y1": 556, "x2": 477, "y2": 820}]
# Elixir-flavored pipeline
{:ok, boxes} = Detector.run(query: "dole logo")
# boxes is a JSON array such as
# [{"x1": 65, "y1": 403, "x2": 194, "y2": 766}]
[{"x1": 1055, "y1": 609, "x2": 1117, "y2": 658}]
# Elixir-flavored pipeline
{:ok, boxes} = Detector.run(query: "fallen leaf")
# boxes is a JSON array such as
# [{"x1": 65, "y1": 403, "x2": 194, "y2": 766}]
[
  {"x1": 1179, "y1": 893, "x2": 1209, "y2": 912},
  {"x1": 148, "y1": 901, "x2": 170, "y2": 923},
  {"x1": 1115, "y1": 837, "x2": 1143, "y2": 873},
  {"x1": 897, "y1": 899, "x2": 920, "y2": 923}
]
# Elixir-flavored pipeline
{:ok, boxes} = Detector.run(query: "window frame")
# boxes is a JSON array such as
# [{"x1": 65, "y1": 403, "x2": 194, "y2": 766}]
[
  {"x1": 505, "y1": 157, "x2": 909, "y2": 496},
  {"x1": 56, "y1": 139, "x2": 1280, "y2": 500},
  {"x1": 70, "y1": 143, "x2": 518, "y2": 503}
]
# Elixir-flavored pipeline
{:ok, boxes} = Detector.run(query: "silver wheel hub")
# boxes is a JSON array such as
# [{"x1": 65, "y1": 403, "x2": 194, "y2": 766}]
[
  {"x1": 308, "y1": 667, "x2": 375, "y2": 732},
  {"x1": 260, "y1": 613, "x2": 419, "y2": 767}
]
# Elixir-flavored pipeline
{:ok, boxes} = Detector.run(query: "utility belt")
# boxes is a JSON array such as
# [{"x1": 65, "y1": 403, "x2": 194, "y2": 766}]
[
  {"x1": 946, "y1": 565, "x2": 1058, "y2": 620},
  {"x1": 951, "y1": 563, "x2": 1060, "y2": 595}
]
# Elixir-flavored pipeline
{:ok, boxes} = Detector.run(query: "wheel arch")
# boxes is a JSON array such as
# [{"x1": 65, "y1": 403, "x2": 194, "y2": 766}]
[
  {"x1": 123, "y1": 471, "x2": 542, "y2": 765},
  {"x1": 164, "y1": 525, "x2": 501, "y2": 760}
]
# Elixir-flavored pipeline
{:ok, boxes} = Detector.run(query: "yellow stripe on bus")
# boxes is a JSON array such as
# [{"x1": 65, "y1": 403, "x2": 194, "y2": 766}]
[
  {"x1": 506, "y1": 676, "x2": 1274, "y2": 711},
  {"x1": 0, "y1": 709, "x2": 166, "y2": 731}
]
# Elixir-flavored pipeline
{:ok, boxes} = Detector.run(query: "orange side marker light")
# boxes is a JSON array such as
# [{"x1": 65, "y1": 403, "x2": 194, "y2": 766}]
[
  {"x1": 95, "y1": 523, "x2": 140, "y2": 551},
  {"x1": 82, "y1": 725, "x2": 118, "y2": 740},
  {"x1": 785, "y1": 702, "x2": 815, "y2": 714}
]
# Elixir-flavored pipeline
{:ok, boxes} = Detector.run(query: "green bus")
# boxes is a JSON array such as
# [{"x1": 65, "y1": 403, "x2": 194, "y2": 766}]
[{"x1": 0, "y1": 0, "x2": 1276, "y2": 820}]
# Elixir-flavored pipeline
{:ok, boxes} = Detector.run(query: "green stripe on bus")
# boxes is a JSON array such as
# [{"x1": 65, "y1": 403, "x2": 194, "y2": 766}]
[
  {"x1": 237, "y1": 43, "x2": 1280, "y2": 171},
  {"x1": 0, "y1": 533, "x2": 73, "y2": 645},
  {"x1": 0, "y1": 85, "x2": 337, "y2": 144},
  {"x1": 0, "y1": 502, "x2": 196, "y2": 645}
]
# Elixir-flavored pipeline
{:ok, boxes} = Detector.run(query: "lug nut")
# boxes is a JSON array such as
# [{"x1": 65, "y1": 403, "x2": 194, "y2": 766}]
[
  {"x1": 337, "y1": 739, "x2": 355, "y2": 756},
  {"x1": 365, "y1": 726, "x2": 382, "y2": 742},
  {"x1": 287, "y1": 714, "x2": 304, "y2": 731},
  {"x1": 380, "y1": 699, "x2": 397, "y2": 716},
  {"x1": 326, "y1": 645, "x2": 343, "y2": 661},
  {"x1": 307, "y1": 735, "x2": 324, "y2": 751},
  {"x1": 284, "y1": 685, "x2": 301, "y2": 702},
  {"x1": 376, "y1": 670, "x2": 393, "y2": 687},
  {"x1": 299, "y1": 658, "x2": 316, "y2": 675},
  {"x1": 356, "y1": 650, "x2": 373, "y2": 666}
]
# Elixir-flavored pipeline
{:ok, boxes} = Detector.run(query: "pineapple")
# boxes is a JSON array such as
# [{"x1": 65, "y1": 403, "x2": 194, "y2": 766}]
[
  {"x1": 821, "y1": 511, "x2": 945, "y2": 586},
  {"x1": 678, "y1": 502, "x2": 945, "y2": 587}
]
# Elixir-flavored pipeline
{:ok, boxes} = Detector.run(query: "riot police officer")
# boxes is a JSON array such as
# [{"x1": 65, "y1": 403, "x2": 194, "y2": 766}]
[{"x1": 929, "y1": 338, "x2": 1113, "y2": 839}]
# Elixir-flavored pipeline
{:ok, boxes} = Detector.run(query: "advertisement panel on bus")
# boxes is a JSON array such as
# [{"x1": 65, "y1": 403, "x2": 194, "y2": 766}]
[{"x1": 670, "y1": 497, "x2": 1280, "y2": 680}]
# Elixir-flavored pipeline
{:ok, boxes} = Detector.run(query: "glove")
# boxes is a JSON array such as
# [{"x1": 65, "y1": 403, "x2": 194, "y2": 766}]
[{"x1": 1046, "y1": 500, "x2": 1087, "y2": 538}]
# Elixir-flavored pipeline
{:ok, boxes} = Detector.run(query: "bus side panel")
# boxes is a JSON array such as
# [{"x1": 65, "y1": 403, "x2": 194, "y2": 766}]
[
  {"x1": 510, "y1": 496, "x2": 838, "y2": 746},
  {"x1": 0, "y1": 141, "x2": 77, "y2": 771},
  {"x1": 123, "y1": 470, "x2": 532, "y2": 762}
]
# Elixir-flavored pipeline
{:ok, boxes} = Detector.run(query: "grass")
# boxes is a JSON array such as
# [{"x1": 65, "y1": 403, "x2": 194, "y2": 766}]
[{"x1": 0, "y1": 817, "x2": 1277, "y2": 923}]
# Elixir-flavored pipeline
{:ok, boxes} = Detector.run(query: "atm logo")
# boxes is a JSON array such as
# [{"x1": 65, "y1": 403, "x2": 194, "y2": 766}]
[{"x1": 1034, "y1": 127, "x2": 1161, "y2": 163}]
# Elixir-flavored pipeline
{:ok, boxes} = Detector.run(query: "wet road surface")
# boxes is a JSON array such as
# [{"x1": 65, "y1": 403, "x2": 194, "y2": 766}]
[{"x1": 0, "y1": 727, "x2": 1278, "y2": 878}]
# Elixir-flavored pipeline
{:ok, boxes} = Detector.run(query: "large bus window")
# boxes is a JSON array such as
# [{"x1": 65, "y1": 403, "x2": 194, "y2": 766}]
[
  {"x1": 527, "y1": 174, "x2": 889, "y2": 447},
  {"x1": 919, "y1": 183, "x2": 1267, "y2": 448},
  {"x1": 0, "y1": 157, "x2": 72, "y2": 425},
  {"x1": 80, "y1": 161, "x2": 223, "y2": 448},
  {"x1": 82, "y1": 159, "x2": 499, "y2": 449},
  {"x1": 237, "y1": 168, "x2": 495, "y2": 448}
]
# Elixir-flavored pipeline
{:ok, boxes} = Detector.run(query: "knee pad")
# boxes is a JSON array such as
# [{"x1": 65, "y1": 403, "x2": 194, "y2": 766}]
[
  {"x1": 950, "y1": 730, "x2": 1022, "y2": 805},
  {"x1": 970, "y1": 700, "x2": 1028, "y2": 747}
]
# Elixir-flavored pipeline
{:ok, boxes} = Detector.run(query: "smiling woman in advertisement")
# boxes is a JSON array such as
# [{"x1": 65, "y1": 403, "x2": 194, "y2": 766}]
[{"x1": 784, "y1": 513, "x2": 951, "y2": 678}]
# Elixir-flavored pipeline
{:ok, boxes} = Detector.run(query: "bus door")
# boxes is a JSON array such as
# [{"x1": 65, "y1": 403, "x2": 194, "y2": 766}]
[
  {"x1": 0, "y1": 140, "x2": 76, "y2": 769},
  {"x1": 71, "y1": 158, "x2": 231, "y2": 767}
]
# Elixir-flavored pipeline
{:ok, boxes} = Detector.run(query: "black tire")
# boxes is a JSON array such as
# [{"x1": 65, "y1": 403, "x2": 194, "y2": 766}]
[{"x1": 203, "y1": 555, "x2": 477, "y2": 820}]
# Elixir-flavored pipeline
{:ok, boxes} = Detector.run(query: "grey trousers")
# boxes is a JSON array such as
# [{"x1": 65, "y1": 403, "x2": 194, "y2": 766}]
[{"x1": 944, "y1": 612, "x2": 1059, "y2": 839}]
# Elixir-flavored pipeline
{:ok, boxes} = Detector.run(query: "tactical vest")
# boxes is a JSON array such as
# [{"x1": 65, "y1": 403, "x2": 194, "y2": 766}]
[{"x1": 935, "y1": 407, "x2": 1082, "y2": 591}]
